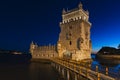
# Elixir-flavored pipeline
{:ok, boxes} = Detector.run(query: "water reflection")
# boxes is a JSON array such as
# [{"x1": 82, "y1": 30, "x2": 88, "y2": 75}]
[
  {"x1": 115, "y1": 64, "x2": 120, "y2": 70},
  {"x1": 0, "y1": 54, "x2": 120, "y2": 80},
  {"x1": 91, "y1": 54, "x2": 120, "y2": 79},
  {"x1": 0, "y1": 62, "x2": 60, "y2": 80},
  {"x1": 29, "y1": 62, "x2": 59, "y2": 80}
]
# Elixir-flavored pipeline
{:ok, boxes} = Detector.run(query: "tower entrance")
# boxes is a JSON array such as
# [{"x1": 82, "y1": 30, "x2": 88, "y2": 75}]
[{"x1": 63, "y1": 50, "x2": 72, "y2": 59}]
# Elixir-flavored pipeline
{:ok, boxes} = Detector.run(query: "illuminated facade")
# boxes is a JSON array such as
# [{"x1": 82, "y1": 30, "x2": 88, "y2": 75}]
[
  {"x1": 30, "y1": 42, "x2": 58, "y2": 59},
  {"x1": 30, "y1": 3, "x2": 92, "y2": 60},
  {"x1": 57, "y1": 3, "x2": 92, "y2": 60}
]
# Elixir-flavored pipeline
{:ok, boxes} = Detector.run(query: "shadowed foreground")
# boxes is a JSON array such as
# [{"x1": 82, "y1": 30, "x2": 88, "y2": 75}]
[{"x1": 0, "y1": 62, "x2": 61, "y2": 80}]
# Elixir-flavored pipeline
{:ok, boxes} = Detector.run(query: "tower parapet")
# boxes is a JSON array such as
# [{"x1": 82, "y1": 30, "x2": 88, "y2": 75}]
[{"x1": 60, "y1": 3, "x2": 91, "y2": 26}]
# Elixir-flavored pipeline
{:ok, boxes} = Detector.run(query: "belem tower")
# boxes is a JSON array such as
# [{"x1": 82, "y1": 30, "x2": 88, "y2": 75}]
[{"x1": 30, "y1": 3, "x2": 92, "y2": 61}]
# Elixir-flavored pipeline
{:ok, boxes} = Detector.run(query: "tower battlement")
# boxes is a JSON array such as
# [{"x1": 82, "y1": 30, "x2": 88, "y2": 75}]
[{"x1": 61, "y1": 3, "x2": 90, "y2": 25}]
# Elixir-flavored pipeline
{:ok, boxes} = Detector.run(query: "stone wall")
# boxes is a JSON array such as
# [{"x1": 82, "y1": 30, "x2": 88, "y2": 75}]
[{"x1": 30, "y1": 42, "x2": 58, "y2": 59}]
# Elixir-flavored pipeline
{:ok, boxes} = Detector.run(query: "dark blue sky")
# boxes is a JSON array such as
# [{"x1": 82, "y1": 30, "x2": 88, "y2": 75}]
[{"x1": 0, "y1": 0, "x2": 120, "y2": 52}]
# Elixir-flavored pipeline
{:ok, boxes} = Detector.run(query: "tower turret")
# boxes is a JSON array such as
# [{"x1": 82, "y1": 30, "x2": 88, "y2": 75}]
[
  {"x1": 30, "y1": 41, "x2": 35, "y2": 54},
  {"x1": 78, "y1": 2, "x2": 83, "y2": 9},
  {"x1": 62, "y1": 8, "x2": 66, "y2": 14}
]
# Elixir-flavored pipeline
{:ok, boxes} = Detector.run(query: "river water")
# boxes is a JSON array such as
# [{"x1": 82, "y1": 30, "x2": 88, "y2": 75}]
[
  {"x1": 91, "y1": 54, "x2": 120, "y2": 79},
  {"x1": 0, "y1": 55, "x2": 120, "y2": 80},
  {"x1": 0, "y1": 62, "x2": 60, "y2": 80}
]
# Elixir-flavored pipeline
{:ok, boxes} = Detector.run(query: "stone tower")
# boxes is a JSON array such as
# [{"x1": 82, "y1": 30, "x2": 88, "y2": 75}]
[
  {"x1": 30, "y1": 41, "x2": 37, "y2": 54},
  {"x1": 57, "y1": 3, "x2": 92, "y2": 61}
]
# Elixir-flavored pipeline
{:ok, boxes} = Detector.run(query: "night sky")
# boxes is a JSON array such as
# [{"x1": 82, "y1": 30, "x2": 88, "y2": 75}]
[{"x1": 0, "y1": 0, "x2": 120, "y2": 52}]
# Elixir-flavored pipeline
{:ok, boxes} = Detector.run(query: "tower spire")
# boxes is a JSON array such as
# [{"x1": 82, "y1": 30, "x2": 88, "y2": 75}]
[
  {"x1": 62, "y1": 8, "x2": 66, "y2": 14},
  {"x1": 31, "y1": 41, "x2": 34, "y2": 45},
  {"x1": 78, "y1": 2, "x2": 83, "y2": 9}
]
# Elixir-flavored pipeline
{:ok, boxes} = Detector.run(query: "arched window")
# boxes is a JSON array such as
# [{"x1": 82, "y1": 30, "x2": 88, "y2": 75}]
[
  {"x1": 85, "y1": 32, "x2": 88, "y2": 39},
  {"x1": 69, "y1": 26, "x2": 72, "y2": 29},
  {"x1": 66, "y1": 33, "x2": 69, "y2": 40},
  {"x1": 69, "y1": 33, "x2": 72, "y2": 36},
  {"x1": 66, "y1": 33, "x2": 71, "y2": 40},
  {"x1": 77, "y1": 38, "x2": 83, "y2": 49},
  {"x1": 77, "y1": 38, "x2": 80, "y2": 49},
  {"x1": 70, "y1": 41, "x2": 72, "y2": 45}
]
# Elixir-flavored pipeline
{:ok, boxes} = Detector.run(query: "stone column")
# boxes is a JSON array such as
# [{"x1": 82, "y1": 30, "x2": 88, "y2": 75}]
[
  {"x1": 58, "y1": 65, "x2": 61, "y2": 73},
  {"x1": 105, "y1": 67, "x2": 108, "y2": 75},
  {"x1": 97, "y1": 73, "x2": 100, "y2": 80},
  {"x1": 62, "y1": 68, "x2": 64, "y2": 77},
  {"x1": 67, "y1": 70, "x2": 70, "y2": 80},
  {"x1": 96, "y1": 65, "x2": 98, "y2": 72},
  {"x1": 74, "y1": 73, "x2": 78, "y2": 80},
  {"x1": 55, "y1": 64, "x2": 57, "y2": 70}
]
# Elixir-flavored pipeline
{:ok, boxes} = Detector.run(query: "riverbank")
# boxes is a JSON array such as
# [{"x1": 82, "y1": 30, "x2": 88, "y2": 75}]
[{"x1": 96, "y1": 55, "x2": 120, "y2": 65}]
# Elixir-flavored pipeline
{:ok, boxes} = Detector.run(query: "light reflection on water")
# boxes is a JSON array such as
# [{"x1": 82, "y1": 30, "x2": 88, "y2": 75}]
[
  {"x1": 91, "y1": 54, "x2": 120, "y2": 79},
  {"x1": 115, "y1": 64, "x2": 120, "y2": 70},
  {"x1": 0, "y1": 54, "x2": 120, "y2": 80}
]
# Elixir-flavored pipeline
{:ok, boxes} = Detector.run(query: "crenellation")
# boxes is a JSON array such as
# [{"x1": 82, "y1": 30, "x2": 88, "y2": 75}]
[
  {"x1": 62, "y1": 7, "x2": 89, "y2": 23},
  {"x1": 30, "y1": 42, "x2": 58, "y2": 59},
  {"x1": 61, "y1": 15, "x2": 89, "y2": 25}
]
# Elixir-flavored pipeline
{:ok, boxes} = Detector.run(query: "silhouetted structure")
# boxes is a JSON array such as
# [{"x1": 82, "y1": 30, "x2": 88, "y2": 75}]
[
  {"x1": 0, "y1": 50, "x2": 31, "y2": 63},
  {"x1": 96, "y1": 46, "x2": 120, "y2": 64}
]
